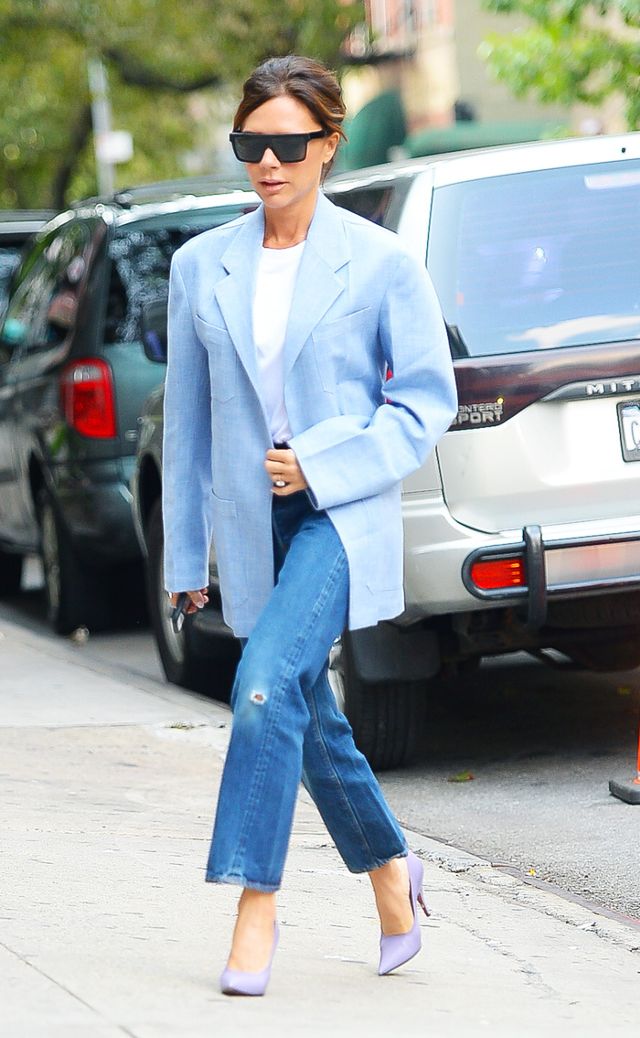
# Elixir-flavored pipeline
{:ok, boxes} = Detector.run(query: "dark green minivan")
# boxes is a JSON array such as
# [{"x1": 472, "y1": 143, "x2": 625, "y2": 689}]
[{"x1": 0, "y1": 184, "x2": 256, "y2": 632}]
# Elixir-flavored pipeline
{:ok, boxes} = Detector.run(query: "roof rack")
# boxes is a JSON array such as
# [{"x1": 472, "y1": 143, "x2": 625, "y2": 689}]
[{"x1": 72, "y1": 172, "x2": 252, "y2": 210}]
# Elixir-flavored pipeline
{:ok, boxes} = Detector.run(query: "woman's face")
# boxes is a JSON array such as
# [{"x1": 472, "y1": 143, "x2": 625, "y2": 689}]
[{"x1": 239, "y1": 94, "x2": 339, "y2": 213}]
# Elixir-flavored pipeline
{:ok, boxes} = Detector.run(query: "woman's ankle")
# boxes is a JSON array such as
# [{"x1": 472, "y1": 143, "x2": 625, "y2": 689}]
[
  {"x1": 368, "y1": 855, "x2": 409, "y2": 892},
  {"x1": 237, "y1": 888, "x2": 277, "y2": 916}
]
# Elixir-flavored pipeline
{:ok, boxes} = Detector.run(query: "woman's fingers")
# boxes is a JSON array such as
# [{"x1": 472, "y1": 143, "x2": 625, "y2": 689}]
[
  {"x1": 168, "y1": 588, "x2": 209, "y2": 614},
  {"x1": 186, "y1": 589, "x2": 209, "y2": 612},
  {"x1": 264, "y1": 448, "x2": 308, "y2": 494},
  {"x1": 271, "y1": 480, "x2": 301, "y2": 496}
]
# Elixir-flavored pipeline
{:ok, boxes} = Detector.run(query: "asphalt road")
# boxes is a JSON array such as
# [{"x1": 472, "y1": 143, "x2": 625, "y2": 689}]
[
  {"x1": 4, "y1": 558, "x2": 640, "y2": 921},
  {"x1": 382, "y1": 656, "x2": 640, "y2": 920}
]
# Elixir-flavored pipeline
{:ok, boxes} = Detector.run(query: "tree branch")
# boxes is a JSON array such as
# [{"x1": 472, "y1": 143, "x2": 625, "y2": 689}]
[
  {"x1": 103, "y1": 46, "x2": 222, "y2": 92},
  {"x1": 2, "y1": 15, "x2": 222, "y2": 92},
  {"x1": 49, "y1": 102, "x2": 93, "y2": 209},
  {"x1": 3, "y1": 11, "x2": 87, "y2": 46}
]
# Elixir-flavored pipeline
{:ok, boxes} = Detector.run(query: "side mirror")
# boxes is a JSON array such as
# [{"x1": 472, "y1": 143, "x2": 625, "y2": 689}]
[{"x1": 141, "y1": 298, "x2": 168, "y2": 363}]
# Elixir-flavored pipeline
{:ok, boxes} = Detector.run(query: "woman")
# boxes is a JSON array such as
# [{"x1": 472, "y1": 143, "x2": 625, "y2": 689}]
[{"x1": 163, "y1": 55, "x2": 457, "y2": 996}]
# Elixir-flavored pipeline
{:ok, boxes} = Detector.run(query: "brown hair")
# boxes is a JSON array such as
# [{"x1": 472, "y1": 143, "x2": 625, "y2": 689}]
[{"x1": 233, "y1": 55, "x2": 347, "y2": 177}]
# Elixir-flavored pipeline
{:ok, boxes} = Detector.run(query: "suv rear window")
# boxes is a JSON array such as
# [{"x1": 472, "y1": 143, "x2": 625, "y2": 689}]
[
  {"x1": 327, "y1": 179, "x2": 411, "y2": 232},
  {"x1": 0, "y1": 244, "x2": 22, "y2": 313},
  {"x1": 427, "y1": 159, "x2": 640, "y2": 357},
  {"x1": 106, "y1": 206, "x2": 255, "y2": 344}
]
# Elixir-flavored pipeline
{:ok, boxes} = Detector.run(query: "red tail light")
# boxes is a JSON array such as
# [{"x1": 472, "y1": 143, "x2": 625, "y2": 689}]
[
  {"x1": 470, "y1": 557, "x2": 526, "y2": 590},
  {"x1": 60, "y1": 358, "x2": 117, "y2": 438}
]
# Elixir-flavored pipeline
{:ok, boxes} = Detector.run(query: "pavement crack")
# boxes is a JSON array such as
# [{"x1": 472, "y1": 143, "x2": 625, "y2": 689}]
[
  {"x1": 440, "y1": 915, "x2": 560, "y2": 1000},
  {"x1": 0, "y1": 938, "x2": 142, "y2": 1037}
]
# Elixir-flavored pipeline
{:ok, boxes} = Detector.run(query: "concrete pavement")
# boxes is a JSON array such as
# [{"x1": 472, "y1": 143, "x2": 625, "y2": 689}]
[{"x1": 1, "y1": 616, "x2": 639, "y2": 1037}]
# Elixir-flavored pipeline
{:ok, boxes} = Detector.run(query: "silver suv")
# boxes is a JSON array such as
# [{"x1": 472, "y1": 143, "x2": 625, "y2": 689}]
[{"x1": 134, "y1": 133, "x2": 640, "y2": 769}]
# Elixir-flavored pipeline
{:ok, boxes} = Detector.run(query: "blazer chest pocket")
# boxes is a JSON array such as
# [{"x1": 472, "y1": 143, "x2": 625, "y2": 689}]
[
  {"x1": 194, "y1": 314, "x2": 237, "y2": 402},
  {"x1": 311, "y1": 307, "x2": 372, "y2": 392}
]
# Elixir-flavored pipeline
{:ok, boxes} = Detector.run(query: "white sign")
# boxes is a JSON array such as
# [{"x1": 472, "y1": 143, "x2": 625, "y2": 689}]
[{"x1": 96, "y1": 130, "x2": 134, "y2": 164}]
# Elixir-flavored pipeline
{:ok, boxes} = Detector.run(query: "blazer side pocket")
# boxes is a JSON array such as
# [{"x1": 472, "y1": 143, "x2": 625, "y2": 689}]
[
  {"x1": 210, "y1": 490, "x2": 247, "y2": 604},
  {"x1": 194, "y1": 314, "x2": 237, "y2": 402}
]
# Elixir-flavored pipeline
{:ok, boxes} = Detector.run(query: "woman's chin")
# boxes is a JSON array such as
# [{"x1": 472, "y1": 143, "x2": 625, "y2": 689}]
[{"x1": 259, "y1": 188, "x2": 293, "y2": 209}]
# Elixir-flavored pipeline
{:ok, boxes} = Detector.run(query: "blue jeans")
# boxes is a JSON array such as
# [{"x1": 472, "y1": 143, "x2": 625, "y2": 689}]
[{"x1": 205, "y1": 490, "x2": 407, "y2": 891}]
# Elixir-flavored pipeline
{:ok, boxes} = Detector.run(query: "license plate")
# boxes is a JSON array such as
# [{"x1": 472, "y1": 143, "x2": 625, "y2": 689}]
[{"x1": 618, "y1": 400, "x2": 640, "y2": 462}]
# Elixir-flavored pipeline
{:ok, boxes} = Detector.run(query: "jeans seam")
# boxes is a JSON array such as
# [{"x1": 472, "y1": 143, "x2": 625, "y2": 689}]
[
  {"x1": 307, "y1": 676, "x2": 379, "y2": 866},
  {"x1": 229, "y1": 547, "x2": 348, "y2": 881}
]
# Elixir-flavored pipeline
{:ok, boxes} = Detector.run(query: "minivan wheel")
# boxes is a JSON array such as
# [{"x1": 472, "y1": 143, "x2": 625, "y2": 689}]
[
  {"x1": 145, "y1": 499, "x2": 236, "y2": 695},
  {"x1": 38, "y1": 490, "x2": 112, "y2": 635},
  {"x1": 0, "y1": 549, "x2": 23, "y2": 596},
  {"x1": 328, "y1": 634, "x2": 426, "y2": 770}
]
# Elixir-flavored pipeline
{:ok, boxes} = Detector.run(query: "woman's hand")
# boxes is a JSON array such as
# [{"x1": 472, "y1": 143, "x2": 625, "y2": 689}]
[
  {"x1": 264, "y1": 448, "x2": 308, "y2": 496},
  {"x1": 168, "y1": 588, "x2": 209, "y2": 615}
]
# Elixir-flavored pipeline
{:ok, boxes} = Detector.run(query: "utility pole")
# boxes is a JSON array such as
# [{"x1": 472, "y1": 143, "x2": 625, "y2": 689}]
[{"x1": 87, "y1": 55, "x2": 115, "y2": 198}]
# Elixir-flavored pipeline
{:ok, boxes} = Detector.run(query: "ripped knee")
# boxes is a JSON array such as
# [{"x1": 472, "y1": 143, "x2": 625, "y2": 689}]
[{"x1": 249, "y1": 690, "x2": 267, "y2": 705}]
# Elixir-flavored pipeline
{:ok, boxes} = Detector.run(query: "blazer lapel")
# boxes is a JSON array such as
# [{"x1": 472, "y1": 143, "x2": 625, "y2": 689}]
[
  {"x1": 213, "y1": 193, "x2": 350, "y2": 396},
  {"x1": 282, "y1": 193, "x2": 349, "y2": 384},
  {"x1": 214, "y1": 206, "x2": 264, "y2": 400}
]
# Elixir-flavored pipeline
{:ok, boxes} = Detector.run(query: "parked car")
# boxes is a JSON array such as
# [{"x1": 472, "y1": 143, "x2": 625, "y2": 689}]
[
  {"x1": 133, "y1": 132, "x2": 640, "y2": 769},
  {"x1": 0, "y1": 211, "x2": 55, "y2": 318},
  {"x1": 0, "y1": 183, "x2": 257, "y2": 632}
]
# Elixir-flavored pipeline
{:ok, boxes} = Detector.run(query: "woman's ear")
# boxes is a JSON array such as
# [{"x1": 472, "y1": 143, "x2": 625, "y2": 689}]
[{"x1": 323, "y1": 132, "x2": 340, "y2": 164}]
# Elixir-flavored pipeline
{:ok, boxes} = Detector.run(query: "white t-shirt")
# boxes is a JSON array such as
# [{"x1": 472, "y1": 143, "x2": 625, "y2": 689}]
[{"x1": 252, "y1": 241, "x2": 305, "y2": 443}]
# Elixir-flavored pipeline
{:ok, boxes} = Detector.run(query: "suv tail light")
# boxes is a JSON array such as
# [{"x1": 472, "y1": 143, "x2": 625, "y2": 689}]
[
  {"x1": 470, "y1": 557, "x2": 526, "y2": 591},
  {"x1": 60, "y1": 358, "x2": 117, "y2": 438}
]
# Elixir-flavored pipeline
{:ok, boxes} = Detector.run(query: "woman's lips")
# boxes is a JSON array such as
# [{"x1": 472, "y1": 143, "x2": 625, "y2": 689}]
[{"x1": 260, "y1": 179, "x2": 285, "y2": 189}]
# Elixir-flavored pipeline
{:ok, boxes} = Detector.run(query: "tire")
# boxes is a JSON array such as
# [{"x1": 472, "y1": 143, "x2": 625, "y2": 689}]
[
  {"x1": 109, "y1": 558, "x2": 149, "y2": 629},
  {"x1": 560, "y1": 634, "x2": 640, "y2": 672},
  {"x1": 0, "y1": 549, "x2": 23, "y2": 596},
  {"x1": 38, "y1": 490, "x2": 112, "y2": 635},
  {"x1": 328, "y1": 634, "x2": 427, "y2": 770},
  {"x1": 145, "y1": 499, "x2": 237, "y2": 696}
]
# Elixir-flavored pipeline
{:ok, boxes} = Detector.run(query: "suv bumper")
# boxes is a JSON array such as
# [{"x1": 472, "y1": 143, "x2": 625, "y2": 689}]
[
  {"x1": 51, "y1": 457, "x2": 140, "y2": 566},
  {"x1": 463, "y1": 525, "x2": 640, "y2": 627},
  {"x1": 400, "y1": 492, "x2": 640, "y2": 625}
]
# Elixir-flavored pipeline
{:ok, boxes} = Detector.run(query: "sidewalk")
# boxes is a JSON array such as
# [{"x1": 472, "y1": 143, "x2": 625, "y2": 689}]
[{"x1": 1, "y1": 616, "x2": 638, "y2": 1037}]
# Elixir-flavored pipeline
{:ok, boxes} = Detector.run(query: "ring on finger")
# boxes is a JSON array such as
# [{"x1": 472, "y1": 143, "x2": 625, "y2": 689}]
[{"x1": 274, "y1": 478, "x2": 287, "y2": 488}]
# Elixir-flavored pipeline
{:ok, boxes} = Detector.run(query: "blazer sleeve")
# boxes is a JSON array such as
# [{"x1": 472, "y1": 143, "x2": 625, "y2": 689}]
[
  {"x1": 288, "y1": 251, "x2": 458, "y2": 510},
  {"x1": 161, "y1": 254, "x2": 213, "y2": 593}
]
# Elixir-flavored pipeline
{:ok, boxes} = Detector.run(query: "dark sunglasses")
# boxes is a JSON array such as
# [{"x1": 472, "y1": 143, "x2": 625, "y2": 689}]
[{"x1": 229, "y1": 130, "x2": 327, "y2": 164}]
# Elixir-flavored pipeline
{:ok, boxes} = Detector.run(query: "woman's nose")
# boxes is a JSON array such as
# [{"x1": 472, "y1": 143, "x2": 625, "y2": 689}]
[{"x1": 260, "y1": 148, "x2": 280, "y2": 168}]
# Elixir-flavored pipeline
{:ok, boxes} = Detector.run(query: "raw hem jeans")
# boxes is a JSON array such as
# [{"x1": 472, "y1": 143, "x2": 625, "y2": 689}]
[{"x1": 205, "y1": 490, "x2": 408, "y2": 891}]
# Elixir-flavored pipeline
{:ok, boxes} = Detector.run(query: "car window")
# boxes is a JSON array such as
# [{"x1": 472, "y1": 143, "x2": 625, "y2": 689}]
[
  {"x1": 2, "y1": 220, "x2": 92, "y2": 354},
  {"x1": 327, "y1": 181, "x2": 410, "y2": 232},
  {"x1": 0, "y1": 245, "x2": 22, "y2": 315},
  {"x1": 427, "y1": 159, "x2": 640, "y2": 357},
  {"x1": 105, "y1": 206, "x2": 255, "y2": 344}
]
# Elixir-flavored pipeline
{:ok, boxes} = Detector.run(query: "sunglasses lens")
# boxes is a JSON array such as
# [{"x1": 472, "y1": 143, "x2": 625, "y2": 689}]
[
  {"x1": 231, "y1": 134, "x2": 310, "y2": 163},
  {"x1": 232, "y1": 137, "x2": 262, "y2": 162},
  {"x1": 273, "y1": 137, "x2": 307, "y2": 162}
]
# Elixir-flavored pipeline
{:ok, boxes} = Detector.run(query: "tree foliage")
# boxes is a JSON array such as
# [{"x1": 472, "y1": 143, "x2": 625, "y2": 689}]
[
  {"x1": 0, "y1": 0, "x2": 361, "y2": 208},
  {"x1": 480, "y1": 1, "x2": 640, "y2": 129}
]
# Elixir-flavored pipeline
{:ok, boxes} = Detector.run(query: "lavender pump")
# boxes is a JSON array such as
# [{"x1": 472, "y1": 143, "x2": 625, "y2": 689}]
[
  {"x1": 378, "y1": 851, "x2": 430, "y2": 976},
  {"x1": 220, "y1": 922, "x2": 280, "y2": 997}
]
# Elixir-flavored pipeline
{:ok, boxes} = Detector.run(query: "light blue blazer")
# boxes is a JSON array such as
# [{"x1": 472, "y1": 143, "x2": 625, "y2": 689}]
[{"x1": 162, "y1": 192, "x2": 457, "y2": 638}]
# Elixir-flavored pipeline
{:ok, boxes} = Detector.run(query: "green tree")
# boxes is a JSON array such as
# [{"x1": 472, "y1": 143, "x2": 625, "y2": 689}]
[
  {"x1": 0, "y1": 0, "x2": 361, "y2": 208},
  {"x1": 480, "y1": 1, "x2": 640, "y2": 129}
]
